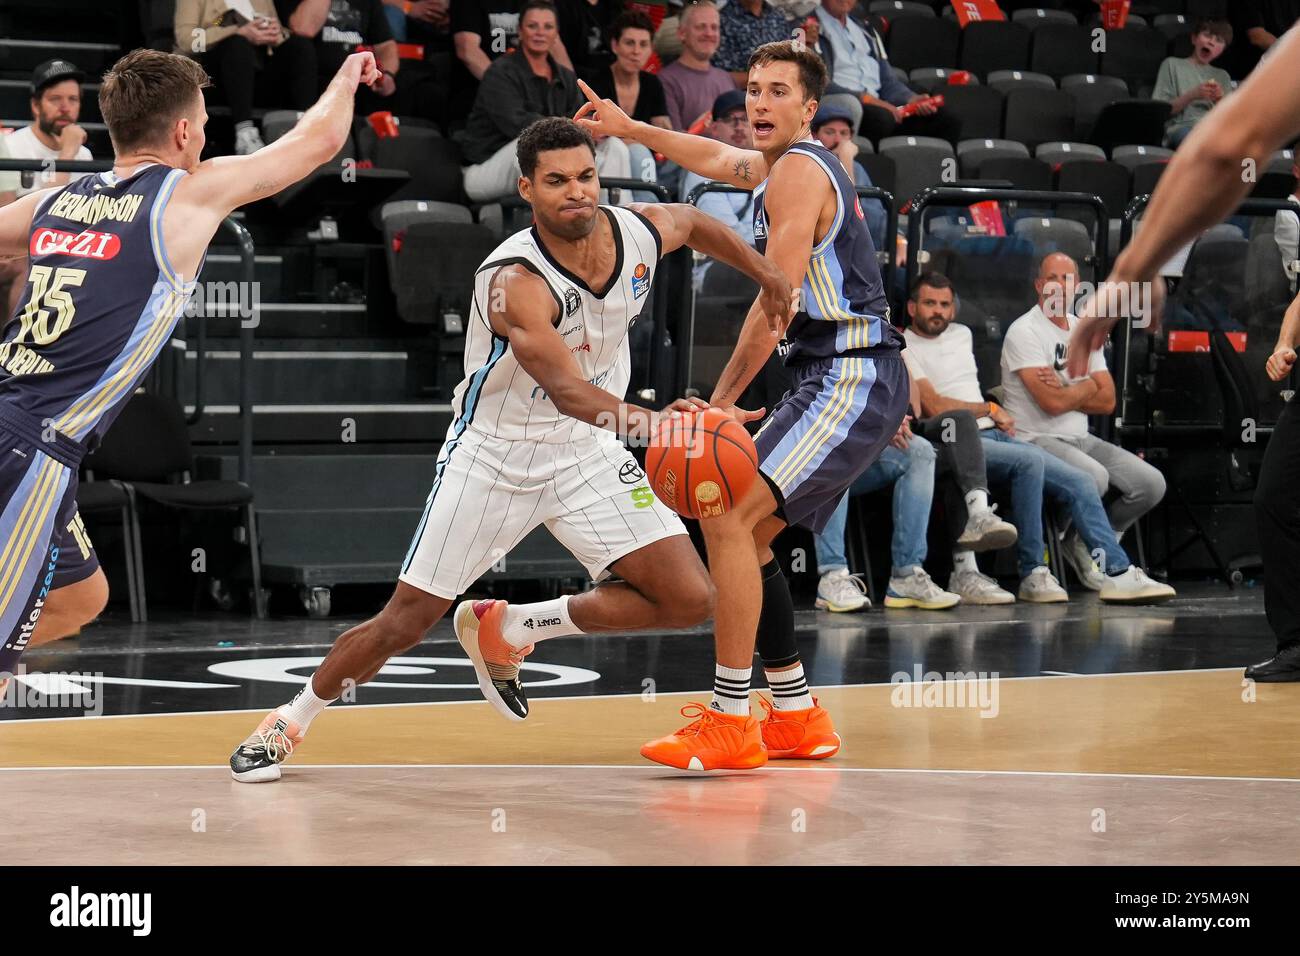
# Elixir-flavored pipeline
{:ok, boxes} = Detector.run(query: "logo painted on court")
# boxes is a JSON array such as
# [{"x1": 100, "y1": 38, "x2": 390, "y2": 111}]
[
  {"x1": 631, "y1": 263, "x2": 650, "y2": 299},
  {"x1": 207, "y1": 656, "x2": 600, "y2": 690}
]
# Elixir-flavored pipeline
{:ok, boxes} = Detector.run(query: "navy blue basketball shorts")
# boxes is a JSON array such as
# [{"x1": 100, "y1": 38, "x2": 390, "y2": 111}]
[
  {"x1": 0, "y1": 412, "x2": 97, "y2": 678},
  {"x1": 753, "y1": 352, "x2": 909, "y2": 534}
]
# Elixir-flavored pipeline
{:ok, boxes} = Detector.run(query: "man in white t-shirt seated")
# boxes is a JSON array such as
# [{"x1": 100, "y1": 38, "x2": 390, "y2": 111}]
[
  {"x1": 1001, "y1": 253, "x2": 1170, "y2": 589},
  {"x1": 0, "y1": 59, "x2": 94, "y2": 315},
  {"x1": 908, "y1": 271, "x2": 1175, "y2": 604}
]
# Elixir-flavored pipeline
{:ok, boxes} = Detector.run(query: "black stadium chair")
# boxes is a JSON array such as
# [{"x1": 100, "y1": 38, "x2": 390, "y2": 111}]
[
  {"x1": 85, "y1": 392, "x2": 266, "y2": 620},
  {"x1": 1131, "y1": 160, "x2": 1168, "y2": 199},
  {"x1": 1061, "y1": 73, "x2": 1129, "y2": 139},
  {"x1": 987, "y1": 69, "x2": 1057, "y2": 94},
  {"x1": 857, "y1": 152, "x2": 897, "y2": 197},
  {"x1": 1056, "y1": 160, "x2": 1131, "y2": 219},
  {"x1": 388, "y1": 221, "x2": 499, "y2": 326},
  {"x1": 888, "y1": 15, "x2": 959, "y2": 71},
  {"x1": 1112, "y1": 143, "x2": 1174, "y2": 170},
  {"x1": 1035, "y1": 141, "x2": 1106, "y2": 168},
  {"x1": 1100, "y1": 25, "x2": 1166, "y2": 96},
  {"x1": 372, "y1": 128, "x2": 469, "y2": 206},
  {"x1": 978, "y1": 156, "x2": 1054, "y2": 191},
  {"x1": 1003, "y1": 87, "x2": 1076, "y2": 149},
  {"x1": 1088, "y1": 100, "x2": 1172, "y2": 153},
  {"x1": 869, "y1": 0, "x2": 935, "y2": 18},
  {"x1": 959, "y1": 21, "x2": 1032, "y2": 78},
  {"x1": 879, "y1": 135, "x2": 954, "y2": 207},
  {"x1": 941, "y1": 85, "x2": 1005, "y2": 141},
  {"x1": 1029, "y1": 24, "x2": 1100, "y2": 79},
  {"x1": 958, "y1": 138, "x2": 1030, "y2": 177},
  {"x1": 1011, "y1": 8, "x2": 1078, "y2": 29}
]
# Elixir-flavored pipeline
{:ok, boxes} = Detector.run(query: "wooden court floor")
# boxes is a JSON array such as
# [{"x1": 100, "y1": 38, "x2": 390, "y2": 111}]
[{"x1": 3, "y1": 668, "x2": 1298, "y2": 864}]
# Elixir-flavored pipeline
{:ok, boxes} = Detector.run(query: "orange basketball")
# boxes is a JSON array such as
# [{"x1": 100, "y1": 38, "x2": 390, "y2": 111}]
[{"x1": 645, "y1": 407, "x2": 759, "y2": 519}]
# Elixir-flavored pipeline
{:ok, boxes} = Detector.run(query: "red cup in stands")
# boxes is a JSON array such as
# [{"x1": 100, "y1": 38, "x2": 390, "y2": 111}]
[
  {"x1": 1101, "y1": 0, "x2": 1131, "y2": 29},
  {"x1": 369, "y1": 111, "x2": 399, "y2": 139}
]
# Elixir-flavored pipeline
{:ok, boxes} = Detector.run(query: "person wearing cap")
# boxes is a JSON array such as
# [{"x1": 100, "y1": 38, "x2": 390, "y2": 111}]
[
  {"x1": 3, "y1": 60, "x2": 92, "y2": 200},
  {"x1": 0, "y1": 60, "x2": 93, "y2": 318},
  {"x1": 809, "y1": 103, "x2": 885, "y2": 241},
  {"x1": 679, "y1": 89, "x2": 756, "y2": 286}
]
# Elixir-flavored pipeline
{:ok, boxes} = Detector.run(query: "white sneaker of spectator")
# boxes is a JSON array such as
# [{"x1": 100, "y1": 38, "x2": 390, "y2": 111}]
[
  {"x1": 956, "y1": 504, "x2": 1018, "y2": 552},
  {"x1": 1099, "y1": 566, "x2": 1176, "y2": 604},
  {"x1": 1061, "y1": 532, "x2": 1106, "y2": 590},
  {"x1": 1017, "y1": 566, "x2": 1068, "y2": 603},
  {"x1": 235, "y1": 123, "x2": 266, "y2": 156},
  {"x1": 815, "y1": 568, "x2": 870, "y2": 612},
  {"x1": 948, "y1": 568, "x2": 1015, "y2": 605},
  {"x1": 884, "y1": 567, "x2": 961, "y2": 610}
]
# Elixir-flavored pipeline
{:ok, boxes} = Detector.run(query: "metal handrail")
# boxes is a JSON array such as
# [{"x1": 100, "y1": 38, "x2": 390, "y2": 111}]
[{"x1": 681, "y1": 181, "x2": 898, "y2": 395}]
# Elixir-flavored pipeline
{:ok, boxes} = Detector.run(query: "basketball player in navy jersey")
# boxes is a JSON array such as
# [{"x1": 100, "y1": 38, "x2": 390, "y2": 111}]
[
  {"x1": 577, "y1": 40, "x2": 912, "y2": 770},
  {"x1": 0, "y1": 48, "x2": 384, "y2": 699}
]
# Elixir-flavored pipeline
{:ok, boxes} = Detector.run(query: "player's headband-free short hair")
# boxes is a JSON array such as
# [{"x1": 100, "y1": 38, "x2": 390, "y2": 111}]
[
  {"x1": 516, "y1": 117, "x2": 597, "y2": 179},
  {"x1": 100, "y1": 49, "x2": 210, "y2": 153},
  {"x1": 748, "y1": 40, "x2": 828, "y2": 103}
]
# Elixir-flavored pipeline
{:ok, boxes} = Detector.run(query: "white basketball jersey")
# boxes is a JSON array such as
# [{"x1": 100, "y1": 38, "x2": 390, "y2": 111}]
[{"x1": 451, "y1": 205, "x2": 661, "y2": 443}]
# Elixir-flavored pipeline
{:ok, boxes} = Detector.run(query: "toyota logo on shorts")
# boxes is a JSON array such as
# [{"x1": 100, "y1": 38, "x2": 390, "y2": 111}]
[{"x1": 619, "y1": 461, "x2": 645, "y2": 484}]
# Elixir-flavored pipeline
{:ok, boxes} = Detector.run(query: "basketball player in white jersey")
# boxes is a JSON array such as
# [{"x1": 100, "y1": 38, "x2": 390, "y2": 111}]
[{"x1": 229, "y1": 117, "x2": 794, "y2": 781}]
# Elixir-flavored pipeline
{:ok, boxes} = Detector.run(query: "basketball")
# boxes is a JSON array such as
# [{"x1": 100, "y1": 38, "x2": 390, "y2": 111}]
[{"x1": 645, "y1": 407, "x2": 759, "y2": 519}]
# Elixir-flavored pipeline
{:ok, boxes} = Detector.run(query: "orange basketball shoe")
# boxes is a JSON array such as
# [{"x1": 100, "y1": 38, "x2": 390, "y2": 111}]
[
  {"x1": 454, "y1": 599, "x2": 534, "y2": 721},
  {"x1": 758, "y1": 696, "x2": 841, "y2": 759},
  {"x1": 641, "y1": 703, "x2": 768, "y2": 771}
]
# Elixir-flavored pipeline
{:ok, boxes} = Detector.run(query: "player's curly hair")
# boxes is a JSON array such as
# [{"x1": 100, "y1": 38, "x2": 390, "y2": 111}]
[
  {"x1": 748, "y1": 40, "x2": 828, "y2": 103},
  {"x1": 516, "y1": 117, "x2": 596, "y2": 179}
]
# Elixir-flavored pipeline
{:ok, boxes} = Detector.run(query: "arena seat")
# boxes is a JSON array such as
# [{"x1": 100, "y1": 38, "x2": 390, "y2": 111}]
[
  {"x1": 987, "y1": 70, "x2": 1056, "y2": 94},
  {"x1": 959, "y1": 21, "x2": 1032, "y2": 78},
  {"x1": 1029, "y1": 24, "x2": 1100, "y2": 80},
  {"x1": 1035, "y1": 141, "x2": 1106, "y2": 168},
  {"x1": 888, "y1": 15, "x2": 959, "y2": 71},
  {"x1": 879, "y1": 135, "x2": 954, "y2": 208},
  {"x1": 941, "y1": 85, "x2": 1005, "y2": 141},
  {"x1": 1003, "y1": 87, "x2": 1075, "y2": 149},
  {"x1": 1060, "y1": 73, "x2": 1129, "y2": 140},
  {"x1": 958, "y1": 138, "x2": 1031, "y2": 177}
]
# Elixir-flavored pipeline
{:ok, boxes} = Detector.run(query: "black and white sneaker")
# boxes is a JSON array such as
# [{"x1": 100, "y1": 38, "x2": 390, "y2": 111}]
[{"x1": 230, "y1": 709, "x2": 303, "y2": 783}]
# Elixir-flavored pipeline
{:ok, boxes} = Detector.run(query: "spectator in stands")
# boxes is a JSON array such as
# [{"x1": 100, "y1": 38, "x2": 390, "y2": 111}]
[
  {"x1": 654, "y1": 0, "x2": 685, "y2": 63},
  {"x1": 713, "y1": 0, "x2": 816, "y2": 86},
  {"x1": 809, "y1": 103, "x2": 887, "y2": 241},
  {"x1": 458, "y1": 0, "x2": 631, "y2": 201},
  {"x1": 1229, "y1": 0, "x2": 1300, "y2": 78},
  {"x1": 381, "y1": 0, "x2": 450, "y2": 41},
  {"x1": 586, "y1": 11, "x2": 671, "y2": 130},
  {"x1": 176, "y1": 0, "x2": 316, "y2": 155},
  {"x1": 812, "y1": 0, "x2": 958, "y2": 144},
  {"x1": 1153, "y1": 19, "x2": 1234, "y2": 149},
  {"x1": 658, "y1": 1, "x2": 735, "y2": 130},
  {"x1": 0, "y1": 60, "x2": 94, "y2": 318},
  {"x1": 1000, "y1": 254, "x2": 1172, "y2": 595},
  {"x1": 679, "y1": 89, "x2": 754, "y2": 285},
  {"x1": 555, "y1": 0, "x2": 622, "y2": 81},
  {"x1": 279, "y1": 0, "x2": 400, "y2": 110},
  {"x1": 906, "y1": 273, "x2": 1174, "y2": 602},
  {"x1": 1276, "y1": 159, "x2": 1300, "y2": 282},
  {"x1": 813, "y1": 378, "x2": 962, "y2": 612}
]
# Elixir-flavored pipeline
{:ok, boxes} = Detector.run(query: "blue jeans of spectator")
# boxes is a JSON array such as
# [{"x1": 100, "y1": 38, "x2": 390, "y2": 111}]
[
  {"x1": 815, "y1": 435, "x2": 936, "y2": 577},
  {"x1": 980, "y1": 429, "x2": 1130, "y2": 577}
]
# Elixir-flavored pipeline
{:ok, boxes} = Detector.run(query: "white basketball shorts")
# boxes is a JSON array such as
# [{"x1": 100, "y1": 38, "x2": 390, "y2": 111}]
[{"x1": 398, "y1": 427, "x2": 687, "y2": 600}]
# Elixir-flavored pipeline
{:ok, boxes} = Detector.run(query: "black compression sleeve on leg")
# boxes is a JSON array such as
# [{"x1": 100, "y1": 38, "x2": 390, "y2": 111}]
[{"x1": 756, "y1": 558, "x2": 800, "y2": 669}]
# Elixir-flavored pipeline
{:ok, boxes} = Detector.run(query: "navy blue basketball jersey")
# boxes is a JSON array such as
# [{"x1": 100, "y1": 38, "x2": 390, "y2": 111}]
[
  {"x1": 752, "y1": 140, "x2": 902, "y2": 364},
  {"x1": 0, "y1": 163, "x2": 198, "y2": 447}
]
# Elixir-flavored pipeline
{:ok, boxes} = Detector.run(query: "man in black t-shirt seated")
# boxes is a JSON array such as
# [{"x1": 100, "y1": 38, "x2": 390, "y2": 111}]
[{"x1": 279, "y1": 0, "x2": 400, "y2": 109}]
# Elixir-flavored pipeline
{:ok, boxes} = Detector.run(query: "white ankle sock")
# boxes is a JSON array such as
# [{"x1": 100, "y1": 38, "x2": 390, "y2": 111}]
[
  {"x1": 710, "y1": 664, "x2": 751, "y2": 716},
  {"x1": 964, "y1": 489, "x2": 990, "y2": 514},
  {"x1": 501, "y1": 595, "x2": 580, "y2": 649},
  {"x1": 765, "y1": 662, "x2": 814, "y2": 711},
  {"x1": 280, "y1": 678, "x2": 334, "y2": 731},
  {"x1": 952, "y1": 550, "x2": 979, "y2": 574}
]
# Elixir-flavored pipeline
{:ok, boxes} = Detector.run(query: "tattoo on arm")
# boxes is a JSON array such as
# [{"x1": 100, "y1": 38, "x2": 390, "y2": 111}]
[
  {"x1": 733, "y1": 159, "x2": 752, "y2": 183},
  {"x1": 718, "y1": 361, "x2": 750, "y2": 403}
]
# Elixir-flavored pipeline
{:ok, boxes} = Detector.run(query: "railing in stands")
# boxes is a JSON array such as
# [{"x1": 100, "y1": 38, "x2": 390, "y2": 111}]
[
  {"x1": 0, "y1": 157, "x2": 254, "y2": 481},
  {"x1": 1117, "y1": 193, "x2": 1300, "y2": 441},
  {"x1": 680, "y1": 182, "x2": 897, "y2": 397}
]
